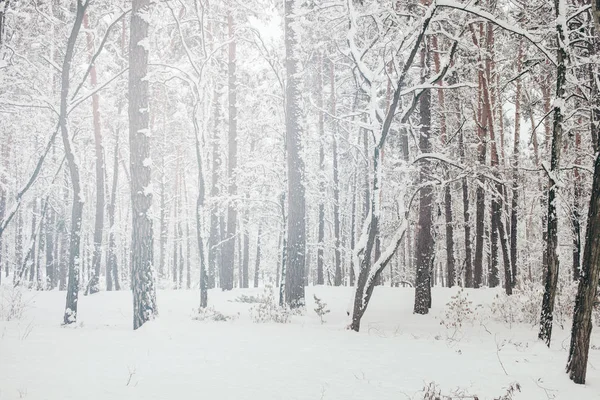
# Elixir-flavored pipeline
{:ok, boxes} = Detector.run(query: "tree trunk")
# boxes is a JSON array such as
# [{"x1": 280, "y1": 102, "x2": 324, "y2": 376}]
[
  {"x1": 222, "y1": 9, "x2": 237, "y2": 291},
  {"x1": 414, "y1": 46, "x2": 433, "y2": 315},
  {"x1": 572, "y1": 128, "x2": 582, "y2": 281},
  {"x1": 254, "y1": 222, "x2": 262, "y2": 288},
  {"x1": 61, "y1": 0, "x2": 88, "y2": 325},
  {"x1": 107, "y1": 131, "x2": 120, "y2": 291},
  {"x1": 566, "y1": 27, "x2": 600, "y2": 383},
  {"x1": 284, "y1": 0, "x2": 306, "y2": 308},
  {"x1": 242, "y1": 210, "x2": 249, "y2": 288},
  {"x1": 510, "y1": 42, "x2": 523, "y2": 288},
  {"x1": 317, "y1": 54, "x2": 325, "y2": 286},
  {"x1": 330, "y1": 60, "x2": 342, "y2": 287},
  {"x1": 566, "y1": 150, "x2": 600, "y2": 383},
  {"x1": 208, "y1": 87, "x2": 221, "y2": 289},
  {"x1": 539, "y1": 0, "x2": 567, "y2": 346},
  {"x1": 83, "y1": 13, "x2": 105, "y2": 296},
  {"x1": 130, "y1": 0, "x2": 157, "y2": 330}
]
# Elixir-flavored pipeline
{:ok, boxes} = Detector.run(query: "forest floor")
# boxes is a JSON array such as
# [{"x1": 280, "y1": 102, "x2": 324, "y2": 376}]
[{"x1": 0, "y1": 284, "x2": 599, "y2": 399}]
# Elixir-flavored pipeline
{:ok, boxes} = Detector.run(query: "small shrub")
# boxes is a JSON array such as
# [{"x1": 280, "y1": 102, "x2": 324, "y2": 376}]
[
  {"x1": 490, "y1": 282, "x2": 543, "y2": 327},
  {"x1": 313, "y1": 294, "x2": 330, "y2": 324},
  {"x1": 0, "y1": 287, "x2": 27, "y2": 321},
  {"x1": 193, "y1": 306, "x2": 235, "y2": 322},
  {"x1": 232, "y1": 294, "x2": 264, "y2": 304},
  {"x1": 250, "y1": 285, "x2": 291, "y2": 324},
  {"x1": 440, "y1": 289, "x2": 475, "y2": 339}
]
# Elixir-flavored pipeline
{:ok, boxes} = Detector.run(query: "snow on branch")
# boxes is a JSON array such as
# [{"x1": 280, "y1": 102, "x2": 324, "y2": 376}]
[{"x1": 436, "y1": 0, "x2": 557, "y2": 66}]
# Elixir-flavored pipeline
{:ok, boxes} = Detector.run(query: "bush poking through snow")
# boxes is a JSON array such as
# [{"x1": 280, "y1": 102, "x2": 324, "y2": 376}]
[
  {"x1": 418, "y1": 381, "x2": 520, "y2": 400},
  {"x1": 250, "y1": 285, "x2": 291, "y2": 323},
  {"x1": 193, "y1": 307, "x2": 235, "y2": 322},
  {"x1": 440, "y1": 289, "x2": 475, "y2": 339},
  {"x1": 232, "y1": 294, "x2": 264, "y2": 304},
  {"x1": 313, "y1": 294, "x2": 330, "y2": 324},
  {"x1": 0, "y1": 287, "x2": 27, "y2": 321},
  {"x1": 490, "y1": 283, "x2": 543, "y2": 328}
]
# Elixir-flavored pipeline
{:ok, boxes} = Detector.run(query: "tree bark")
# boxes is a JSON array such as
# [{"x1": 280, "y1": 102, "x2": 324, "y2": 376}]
[
  {"x1": 222, "y1": 9, "x2": 237, "y2": 291},
  {"x1": 539, "y1": 0, "x2": 567, "y2": 346},
  {"x1": 330, "y1": 59, "x2": 342, "y2": 287},
  {"x1": 414, "y1": 44, "x2": 434, "y2": 315},
  {"x1": 107, "y1": 131, "x2": 120, "y2": 291},
  {"x1": 130, "y1": 0, "x2": 157, "y2": 330},
  {"x1": 284, "y1": 0, "x2": 306, "y2": 308},
  {"x1": 254, "y1": 222, "x2": 262, "y2": 288},
  {"x1": 61, "y1": 0, "x2": 88, "y2": 325},
  {"x1": 83, "y1": 13, "x2": 105, "y2": 296}
]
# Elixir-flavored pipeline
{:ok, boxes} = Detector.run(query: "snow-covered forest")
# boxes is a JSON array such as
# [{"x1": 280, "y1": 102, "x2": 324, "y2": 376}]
[{"x1": 1, "y1": 0, "x2": 600, "y2": 398}]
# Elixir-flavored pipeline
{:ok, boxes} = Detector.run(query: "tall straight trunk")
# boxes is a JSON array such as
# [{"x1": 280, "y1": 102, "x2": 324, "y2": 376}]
[
  {"x1": 572, "y1": 128, "x2": 582, "y2": 281},
  {"x1": 330, "y1": 60, "x2": 342, "y2": 287},
  {"x1": 566, "y1": 153, "x2": 600, "y2": 384},
  {"x1": 61, "y1": 0, "x2": 88, "y2": 325},
  {"x1": 192, "y1": 101, "x2": 208, "y2": 308},
  {"x1": 84, "y1": 13, "x2": 105, "y2": 296},
  {"x1": 472, "y1": 23, "x2": 487, "y2": 289},
  {"x1": 539, "y1": 0, "x2": 567, "y2": 346},
  {"x1": 159, "y1": 157, "x2": 167, "y2": 280},
  {"x1": 284, "y1": 0, "x2": 306, "y2": 308},
  {"x1": 254, "y1": 222, "x2": 261, "y2": 288},
  {"x1": 172, "y1": 172, "x2": 180, "y2": 287},
  {"x1": 349, "y1": 173, "x2": 357, "y2": 286},
  {"x1": 59, "y1": 169, "x2": 69, "y2": 290},
  {"x1": 107, "y1": 131, "x2": 120, "y2": 291},
  {"x1": 510, "y1": 41, "x2": 523, "y2": 288},
  {"x1": 29, "y1": 199, "x2": 38, "y2": 283},
  {"x1": 222, "y1": 9, "x2": 237, "y2": 291},
  {"x1": 432, "y1": 37, "x2": 455, "y2": 288},
  {"x1": 45, "y1": 208, "x2": 56, "y2": 289},
  {"x1": 241, "y1": 210, "x2": 249, "y2": 288},
  {"x1": 566, "y1": 29, "x2": 600, "y2": 384},
  {"x1": 130, "y1": 0, "x2": 157, "y2": 330},
  {"x1": 316, "y1": 54, "x2": 325, "y2": 286},
  {"x1": 208, "y1": 88, "x2": 221, "y2": 289},
  {"x1": 414, "y1": 45, "x2": 434, "y2": 315}
]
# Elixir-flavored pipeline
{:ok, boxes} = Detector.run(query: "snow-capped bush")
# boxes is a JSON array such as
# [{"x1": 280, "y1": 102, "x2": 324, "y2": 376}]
[
  {"x1": 233, "y1": 294, "x2": 264, "y2": 304},
  {"x1": 193, "y1": 306, "x2": 236, "y2": 322},
  {"x1": 0, "y1": 287, "x2": 27, "y2": 321},
  {"x1": 490, "y1": 283, "x2": 543, "y2": 328},
  {"x1": 250, "y1": 285, "x2": 291, "y2": 324}
]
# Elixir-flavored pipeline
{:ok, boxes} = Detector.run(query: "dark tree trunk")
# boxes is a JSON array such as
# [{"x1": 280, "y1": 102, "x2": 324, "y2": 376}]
[
  {"x1": 61, "y1": 0, "x2": 88, "y2": 325},
  {"x1": 130, "y1": 0, "x2": 157, "y2": 330},
  {"x1": 539, "y1": 0, "x2": 567, "y2": 346},
  {"x1": 222, "y1": 10, "x2": 237, "y2": 291},
  {"x1": 566, "y1": 150, "x2": 600, "y2": 384},
  {"x1": 572, "y1": 129, "x2": 582, "y2": 281},
  {"x1": 472, "y1": 23, "x2": 487, "y2": 289},
  {"x1": 284, "y1": 0, "x2": 306, "y2": 308},
  {"x1": 414, "y1": 48, "x2": 434, "y2": 315}
]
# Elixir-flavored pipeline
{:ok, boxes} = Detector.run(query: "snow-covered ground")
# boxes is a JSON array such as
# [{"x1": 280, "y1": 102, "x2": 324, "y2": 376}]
[{"x1": 1, "y1": 285, "x2": 598, "y2": 399}]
